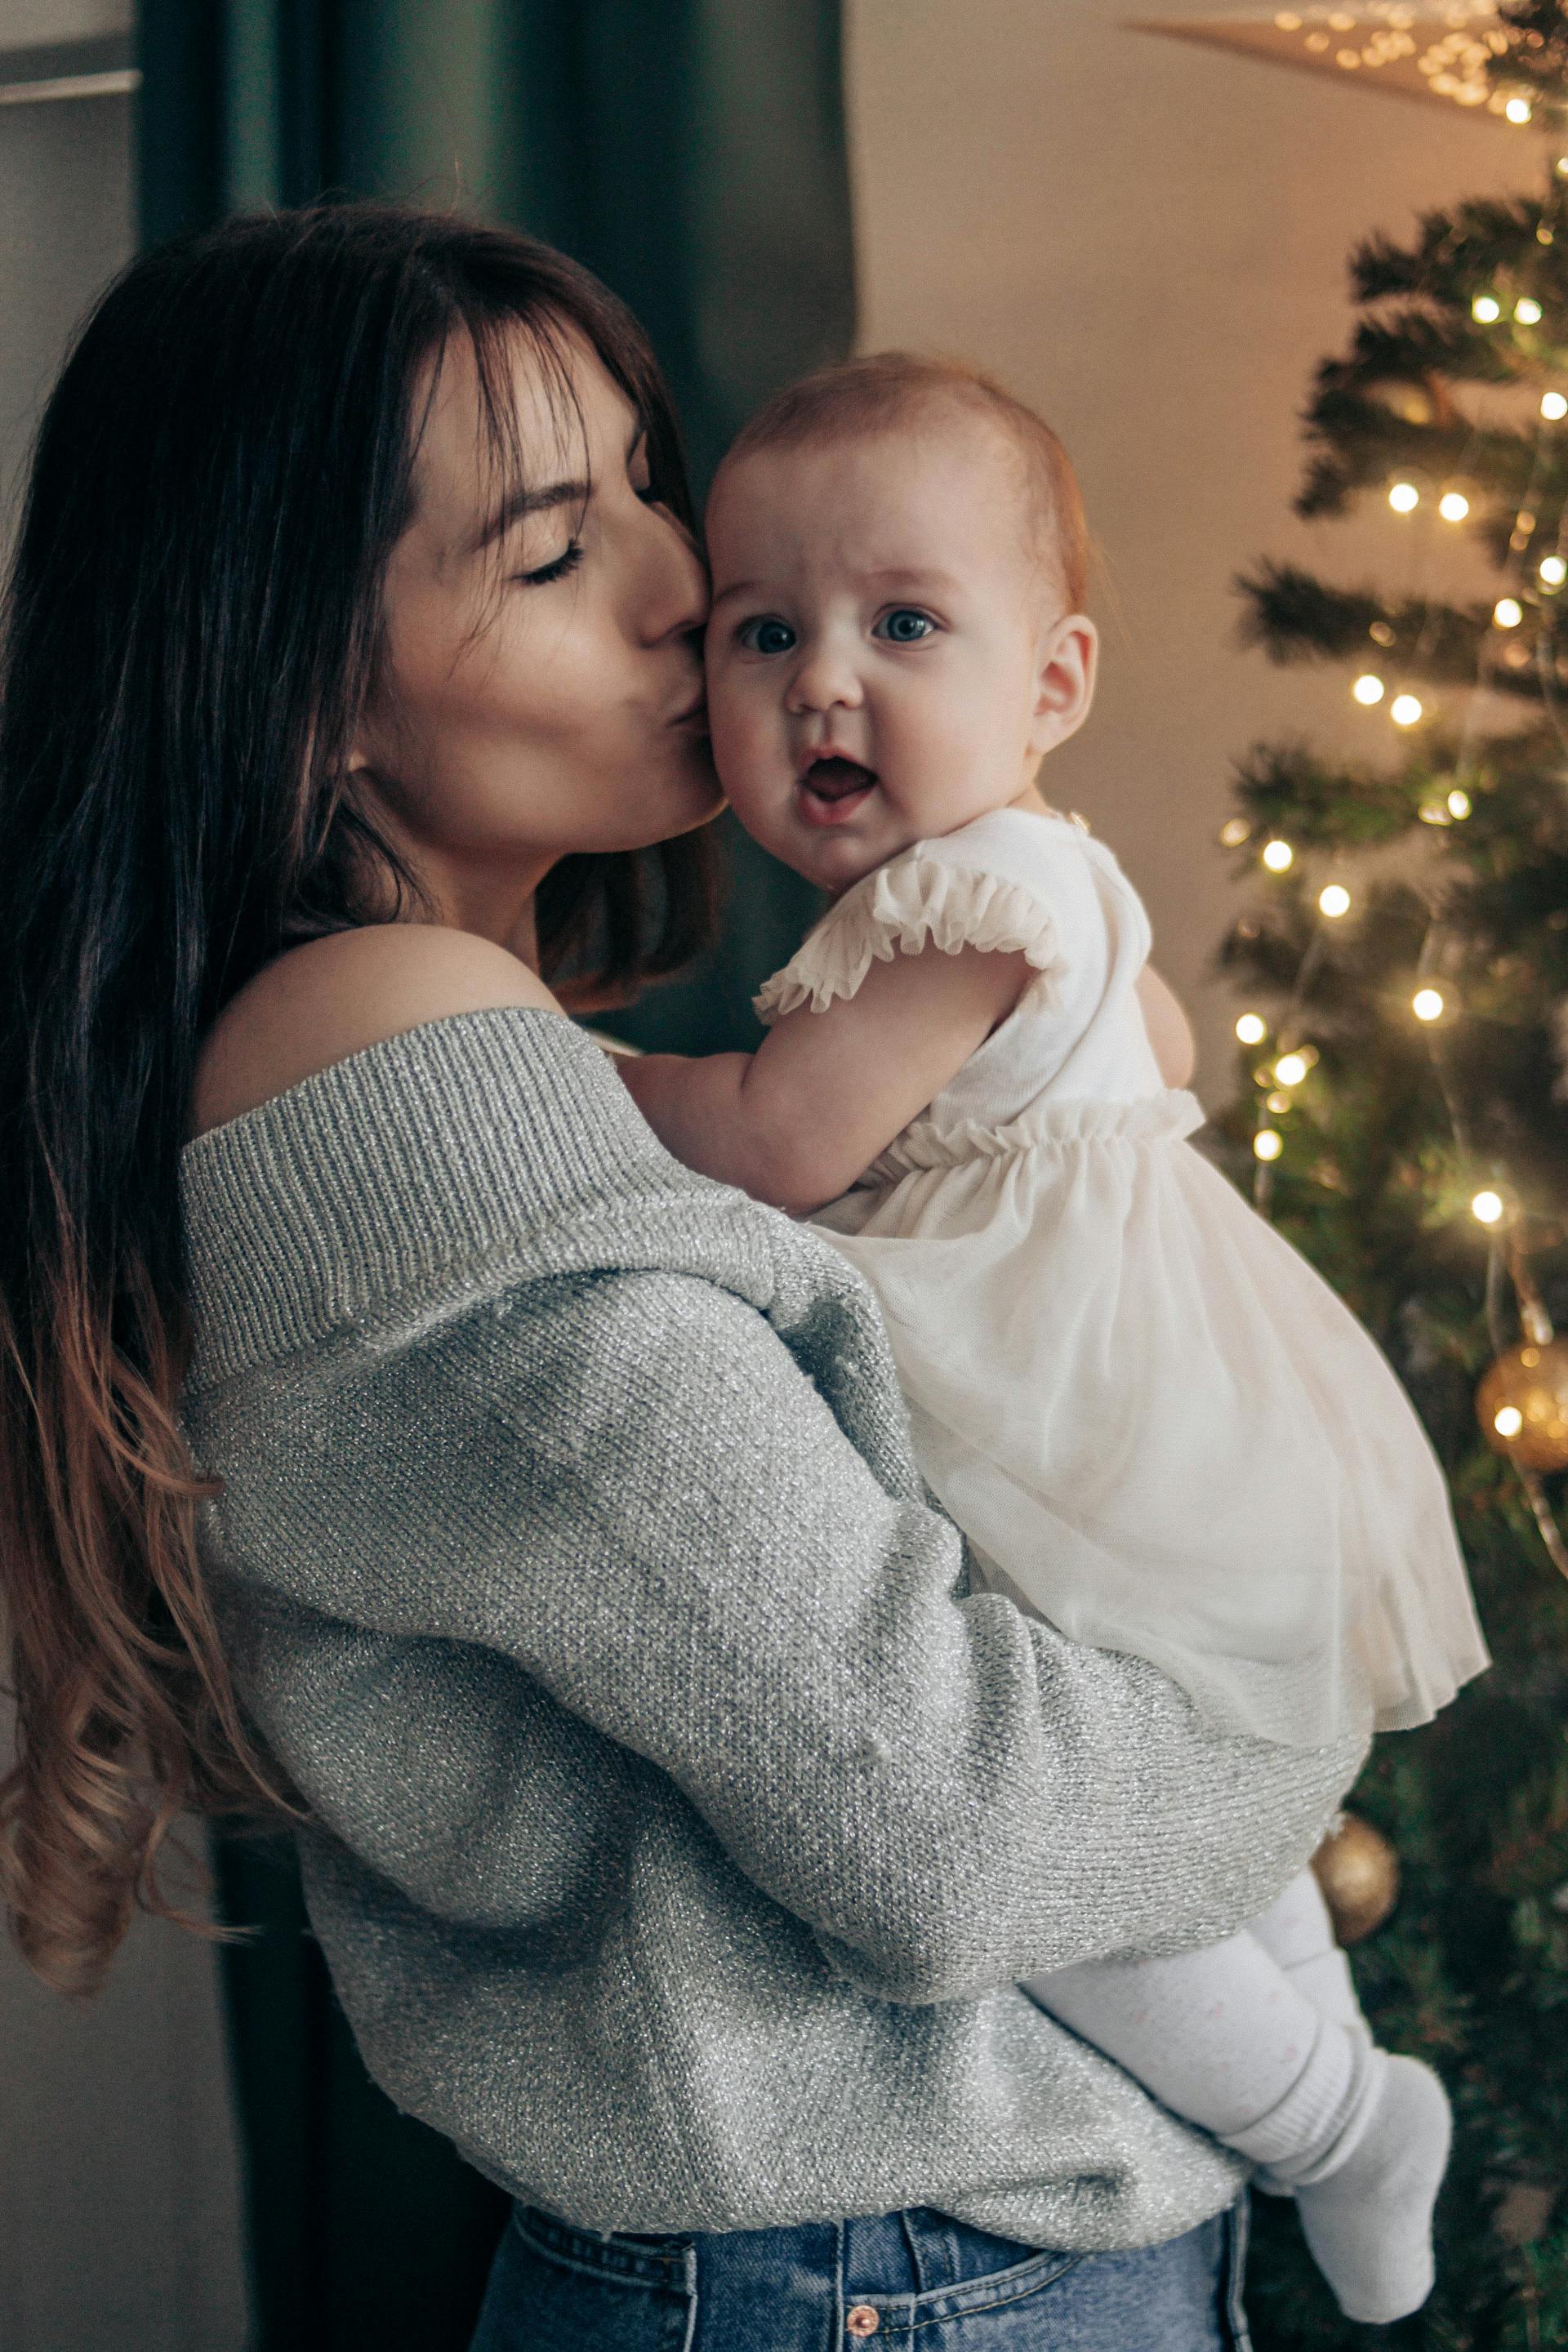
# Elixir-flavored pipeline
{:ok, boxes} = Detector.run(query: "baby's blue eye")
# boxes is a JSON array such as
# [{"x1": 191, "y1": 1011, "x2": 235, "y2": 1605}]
[
  {"x1": 737, "y1": 617, "x2": 796, "y2": 656},
  {"x1": 876, "y1": 608, "x2": 935, "y2": 644}
]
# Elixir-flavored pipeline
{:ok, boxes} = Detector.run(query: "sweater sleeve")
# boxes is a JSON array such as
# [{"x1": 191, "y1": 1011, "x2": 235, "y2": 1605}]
[{"x1": 237, "y1": 1262, "x2": 1365, "y2": 2007}]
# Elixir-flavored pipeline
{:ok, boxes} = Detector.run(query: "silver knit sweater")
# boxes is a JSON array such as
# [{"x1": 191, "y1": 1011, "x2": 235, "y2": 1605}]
[{"x1": 177, "y1": 1007, "x2": 1365, "y2": 2252}]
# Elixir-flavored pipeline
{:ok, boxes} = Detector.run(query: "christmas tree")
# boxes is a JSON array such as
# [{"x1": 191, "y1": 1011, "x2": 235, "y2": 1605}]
[{"x1": 1214, "y1": 7, "x2": 1568, "y2": 2343}]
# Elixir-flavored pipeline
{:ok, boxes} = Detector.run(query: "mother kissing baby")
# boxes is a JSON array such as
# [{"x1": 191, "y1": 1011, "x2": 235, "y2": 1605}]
[{"x1": 0, "y1": 205, "x2": 1379, "y2": 2351}]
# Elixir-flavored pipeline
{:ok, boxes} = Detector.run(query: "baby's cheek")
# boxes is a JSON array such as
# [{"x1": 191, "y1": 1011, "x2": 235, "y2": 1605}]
[{"x1": 706, "y1": 679, "x2": 781, "y2": 812}]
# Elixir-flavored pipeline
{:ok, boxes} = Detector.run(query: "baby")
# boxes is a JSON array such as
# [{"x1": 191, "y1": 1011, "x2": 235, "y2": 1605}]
[{"x1": 622, "y1": 353, "x2": 1490, "y2": 2323}]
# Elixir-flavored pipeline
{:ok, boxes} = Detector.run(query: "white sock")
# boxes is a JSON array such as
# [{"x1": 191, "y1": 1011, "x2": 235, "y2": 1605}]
[
  {"x1": 1287, "y1": 2055, "x2": 1451, "y2": 2324},
  {"x1": 1027, "y1": 1928, "x2": 1449, "y2": 2325}
]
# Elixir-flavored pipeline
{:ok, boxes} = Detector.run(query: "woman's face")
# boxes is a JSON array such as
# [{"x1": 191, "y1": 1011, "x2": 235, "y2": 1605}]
[{"x1": 354, "y1": 324, "x2": 719, "y2": 949}]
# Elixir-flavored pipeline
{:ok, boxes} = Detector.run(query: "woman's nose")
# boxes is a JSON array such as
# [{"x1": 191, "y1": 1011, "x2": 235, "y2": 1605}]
[{"x1": 637, "y1": 503, "x2": 709, "y2": 646}]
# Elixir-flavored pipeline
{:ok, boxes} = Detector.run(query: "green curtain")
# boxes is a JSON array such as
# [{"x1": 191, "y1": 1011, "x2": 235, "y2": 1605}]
[{"x1": 136, "y1": 7, "x2": 855, "y2": 2344}]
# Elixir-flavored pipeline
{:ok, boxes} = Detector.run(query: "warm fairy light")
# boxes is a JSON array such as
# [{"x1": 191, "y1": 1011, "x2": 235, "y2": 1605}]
[
  {"x1": 1267, "y1": 1089, "x2": 1291, "y2": 1114},
  {"x1": 1274, "y1": 1052, "x2": 1309, "y2": 1087},
  {"x1": 1472, "y1": 294, "x2": 1502, "y2": 323},
  {"x1": 1388, "y1": 481, "x2": 1421, "y2": 514},
  {"x1": 1419, "y1": 799, "x2": 1454, "y2": 826},
  {"x1": 1472, "y1": 1189, "x2": 1505, "y2": 1225},
  {"x1": 1517, "y1": 298, "x2": 1544, "y2": 326},
  {"x1": 1543, "y1": 555, "x2": 1568, "y2": 587},
  {"x1": 1448, "y1": 788, "x2": 1472, "y2": 818},
  {"x1": 1507, "y1": 96, "x2": 1534, "y2": 125},
  {"x1": 1391, "y1": 694, "x2": 1424, "y2": 726},
  {"x1": 1218, "y1": 816, "x2": 1251, "y2": 848},
  {"x1": 1236, "y1": 1013, "x2": 1268, "y2": 1046},
  {"x1": 1544, "y1": 393, "x2": 1568, "y2": 421},
  {"x1": 1439, "y1": 492, "x2": 1471, "y2": 521},
  {"x1": 1262, "y1": 838, "x2": 1294, "y2": 872},
  {"x1": 1370, "y1": 619, "x2": 1395, "y2": 645},
  {"x1": 1319, "y1": 883, "x2": 1352, "y2": 917},
  {"x1": 1274, "y1": 10, "x2": 1302, "y2": 25},
  {"x1": 1495, "y1": 1404, "x2": 1526, "y2": 1439},
  {"x1": 1352, "y1": 672, "x2": 1386, "y2": 705},
  {"x1": 1413, "y1": 987, "x2": 1446, "y2": 1022},
  {"x1": 1494, "y1": 598, "x2": 1524, "y2": 627},
  {"x1": 1254, "y1": 1129, "x2": 1284, "y2": 1163}
]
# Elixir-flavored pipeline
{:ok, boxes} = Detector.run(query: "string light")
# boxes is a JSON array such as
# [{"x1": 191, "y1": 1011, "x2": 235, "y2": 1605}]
[
  {"x1": 1439, "y1": 491, "x2": 1472, "y2": 521},
  {"x1": 1218, "y1": 816, "x2": 1251, "y2": 848},
  {"x1": 1275, "y1": 1051, "x2": 1309, "y2": 1087},
  {"x1": 1419, "y1": 798, "x2": 1454, "y2": 826},
  {"x1": 1495, "y1": 1404, "x2": 1526, "y2": 1439},
  {"x1": 1370, "y1": 619, "x2": 1396, "y2": 645},
  {"x1": 1494, "y1": 598, "x2": 1524, "y2": 627},
  {"x1": 1472, "y1": 1189, "x2": 1506, "y2": 1225},
  {"x1": 1448, "y1": 787, "x2": 1472, "y2": 818},
  {"x1": 1320, "y1": 883, "x2": 1352, "y2": 917},
  {"x1": 1236, "y1": 1013, "x2": 1267, "y2": 1045},
  {"x1": 1543, "y1": 392, "x2": 1568, "y2": 421},
  {"x1": 1507, "y1": 96, "x2": 1534, "y2": 124},
  {"x1": 1389, "y1": 481, "x2": 1421, "y2": 513},
  {"x1": 1391, "y1": 693, "x2": 1424, "y2": 726},
  {"x1": 1542, "y1": 555, "x2": 1568, "y2": 587},
  {"x1": 1473, "y1": 293, "x2": 1503, "y2": 323},
  {"x1": 1517, "y1": 298, "x2": 1544, "y2": 325},
  {"x1": 1254, "y1": 1129, "x2": 1283, "y2": 1163},
  {"x1": 1262, "y1": 838, "x2": 1295, "y2": 872},
  {"x1": 1413, "y1": 987, "x2": 1446, "y2": 1022},
  {"x1": 1353, "y1": 672, "x2": 1386, "y2": 704}
]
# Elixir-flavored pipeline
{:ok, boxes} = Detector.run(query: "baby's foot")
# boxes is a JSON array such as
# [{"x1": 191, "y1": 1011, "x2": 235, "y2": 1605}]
[{"x1": 1294, "y1": 2054, "x2": 1450, "y2": 2324}]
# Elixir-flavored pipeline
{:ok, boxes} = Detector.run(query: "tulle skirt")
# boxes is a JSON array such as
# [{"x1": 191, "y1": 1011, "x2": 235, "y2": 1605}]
[{"x1": 813, "y1": 1089, "x2": 1489, "y2": 1747}]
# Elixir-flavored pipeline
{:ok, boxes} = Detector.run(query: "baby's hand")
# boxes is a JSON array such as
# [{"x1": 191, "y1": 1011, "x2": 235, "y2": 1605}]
[{"x1": 1136, "y1": 964, "x2": 1196, "y2": 1089}]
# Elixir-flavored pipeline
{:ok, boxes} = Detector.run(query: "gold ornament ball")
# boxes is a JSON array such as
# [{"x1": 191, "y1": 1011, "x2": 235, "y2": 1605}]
[
  {"x1": 1310, "y1": 1812, "x2": 1400, "y2": 1946},
  {"x1": 1476, "y1": 1338, "x2": 1568, "y2": 1472}
]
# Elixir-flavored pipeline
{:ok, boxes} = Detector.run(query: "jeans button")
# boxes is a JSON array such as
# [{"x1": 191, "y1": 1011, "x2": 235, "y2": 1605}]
[{"x1": 846, "y1": 2308, "x2": 880, "y2": 2337}]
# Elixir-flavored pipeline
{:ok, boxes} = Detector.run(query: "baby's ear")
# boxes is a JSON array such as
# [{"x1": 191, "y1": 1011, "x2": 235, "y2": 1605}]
[{"x1": 1028, "y1": 614, "x2": 1098, "y2": 756}]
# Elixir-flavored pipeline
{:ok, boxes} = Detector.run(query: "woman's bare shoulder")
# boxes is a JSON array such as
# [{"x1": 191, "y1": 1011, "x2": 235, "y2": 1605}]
[{"x1": 189, "y1": 924, "x2": 561, "y2": 1139}]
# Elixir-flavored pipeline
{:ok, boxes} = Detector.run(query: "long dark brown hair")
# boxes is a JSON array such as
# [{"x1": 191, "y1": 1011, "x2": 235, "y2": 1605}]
[{"x1": 0, "y1": 204, "x2": 713, "y2": 1993}]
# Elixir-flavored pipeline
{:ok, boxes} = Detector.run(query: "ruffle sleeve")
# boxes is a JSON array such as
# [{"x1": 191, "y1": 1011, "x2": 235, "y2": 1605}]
[{"x1": 753, "y1": 849, "x2": 1067, "y2": 1025}]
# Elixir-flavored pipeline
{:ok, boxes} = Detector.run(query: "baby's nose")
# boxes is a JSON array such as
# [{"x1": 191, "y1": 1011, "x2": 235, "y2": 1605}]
[{"x1": 785, "y1": 646, "x2": 864, "y2": 714}]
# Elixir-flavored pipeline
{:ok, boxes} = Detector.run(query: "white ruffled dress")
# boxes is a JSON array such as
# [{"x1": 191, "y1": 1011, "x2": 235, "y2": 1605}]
[{"x1": 755, "y1": 805, "x2": 1489, "y2": 1747}]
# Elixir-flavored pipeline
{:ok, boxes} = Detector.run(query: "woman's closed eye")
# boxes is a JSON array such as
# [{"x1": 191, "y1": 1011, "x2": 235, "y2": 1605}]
[{"x1": 514, "y1": 541, "x2": 585, "y2": 588}]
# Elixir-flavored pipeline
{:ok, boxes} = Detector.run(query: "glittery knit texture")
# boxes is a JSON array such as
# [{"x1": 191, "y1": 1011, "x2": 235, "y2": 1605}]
[{"x1": 177, "y1": 1009, "x2": 1365, "y2": 2252}]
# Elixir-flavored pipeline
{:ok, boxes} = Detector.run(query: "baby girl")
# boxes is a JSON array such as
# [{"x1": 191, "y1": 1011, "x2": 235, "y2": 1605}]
[{"x1": 621, "y1": 353, "x2": 1490, "y2": 2324}]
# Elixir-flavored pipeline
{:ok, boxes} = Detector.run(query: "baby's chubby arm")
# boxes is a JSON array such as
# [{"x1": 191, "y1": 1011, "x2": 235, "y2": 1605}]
[{"x1": 623, "y1": 944, "x2": 1033, "y2": 1214}]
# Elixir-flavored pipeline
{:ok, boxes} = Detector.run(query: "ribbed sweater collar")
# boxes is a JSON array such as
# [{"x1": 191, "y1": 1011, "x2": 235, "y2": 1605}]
[{"x1": 177, "y1": 1009, "x2": 662, "y2": 1398}]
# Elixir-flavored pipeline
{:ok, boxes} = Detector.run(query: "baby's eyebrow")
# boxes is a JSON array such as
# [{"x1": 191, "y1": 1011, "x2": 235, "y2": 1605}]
[
  {"x1": 709, "y1": 563, "x2": 961, "y2": 608},
  {"x1": 855, "y1": 564, "x2": 963, "y2": 591}
]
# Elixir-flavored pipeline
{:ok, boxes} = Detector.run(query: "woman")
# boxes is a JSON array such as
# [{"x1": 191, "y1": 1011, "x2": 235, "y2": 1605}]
[{"x1": 0, "y1": 207, "x2": 1364, "y2": 2350}]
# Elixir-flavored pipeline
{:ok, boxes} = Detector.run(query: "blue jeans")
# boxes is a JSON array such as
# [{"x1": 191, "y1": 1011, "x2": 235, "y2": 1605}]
[{"x1": 467, "y1": 2193, "x2": 1253, "y2": 2350}]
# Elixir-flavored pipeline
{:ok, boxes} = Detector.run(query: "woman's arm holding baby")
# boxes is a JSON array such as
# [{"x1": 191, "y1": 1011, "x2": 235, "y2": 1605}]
[{"x1": 623, "y1": 946, "x2": 1032, "y2": 1214}]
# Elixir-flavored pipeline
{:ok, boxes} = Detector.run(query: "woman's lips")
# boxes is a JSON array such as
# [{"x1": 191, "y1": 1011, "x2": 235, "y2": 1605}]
[{"x1": 798, "y1": 755, "x2": 876, "y2": 827}]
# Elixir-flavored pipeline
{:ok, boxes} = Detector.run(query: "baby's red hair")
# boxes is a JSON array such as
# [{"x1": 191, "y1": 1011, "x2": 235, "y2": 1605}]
[{"x1": 715, "y1": 351, "x2": 1090, "y2": 611}]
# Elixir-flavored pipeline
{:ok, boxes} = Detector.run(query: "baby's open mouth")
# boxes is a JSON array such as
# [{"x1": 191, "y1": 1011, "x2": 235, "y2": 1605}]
[{"x1": 800, "y1": 755, "x2": 878, "y2": 824}]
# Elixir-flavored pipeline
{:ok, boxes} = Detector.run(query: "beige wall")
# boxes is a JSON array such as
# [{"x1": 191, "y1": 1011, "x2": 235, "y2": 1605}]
[{"x1": 845, "y1": 1, "x2": 1540, "y2": 1090}]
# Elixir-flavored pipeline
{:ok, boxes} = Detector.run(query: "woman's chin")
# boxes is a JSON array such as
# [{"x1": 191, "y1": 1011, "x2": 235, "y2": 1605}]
[{"x1": 636, "y1": 760, "x2": 727, "y2": 847}]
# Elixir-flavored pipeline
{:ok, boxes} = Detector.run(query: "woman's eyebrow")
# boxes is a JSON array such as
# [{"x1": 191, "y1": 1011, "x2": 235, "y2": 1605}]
[{"x1": 470, "y1": 476, "x2": 590, "y2": 555}]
